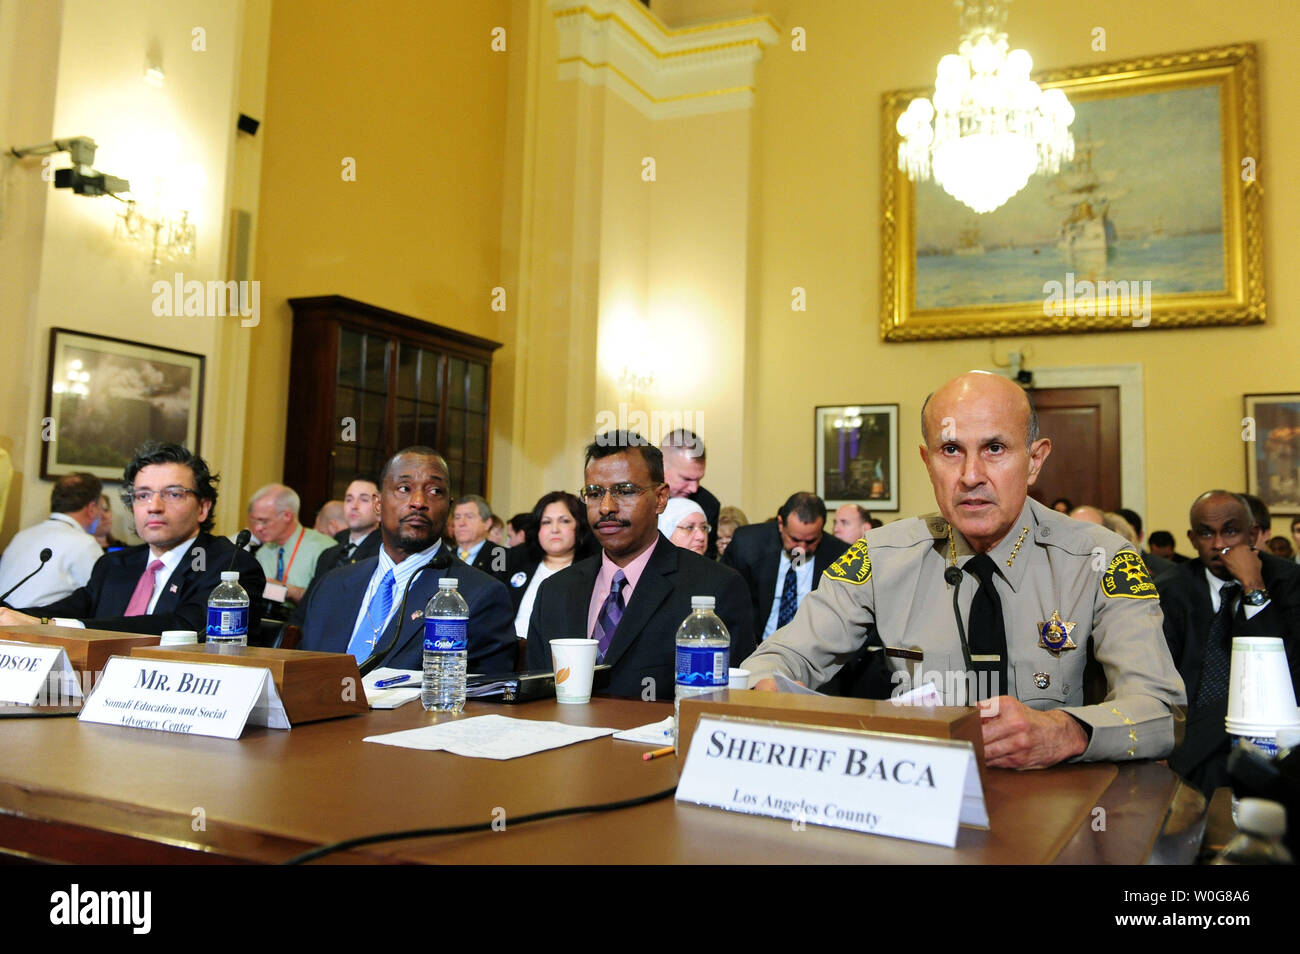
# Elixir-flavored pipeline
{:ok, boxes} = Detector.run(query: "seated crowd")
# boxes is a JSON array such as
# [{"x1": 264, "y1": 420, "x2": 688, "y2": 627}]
[{"x1": 0, "y1": 375, "x2": 1295, "y2": 794}]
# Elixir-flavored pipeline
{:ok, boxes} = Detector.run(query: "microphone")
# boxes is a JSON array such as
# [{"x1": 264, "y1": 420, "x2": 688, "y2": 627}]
[
  {"x1": 0, "y1": 548, "x2": 54, "y2": 608},
  {"x1": 358, "y1": 546, "x2": 453, "y2": 677},
  {"x1": 228, "y1": 530, "x2": 251, "y2": 572},
  {"x1": 944, "y1": 562, "x2": 974, "y2": 677},
  {"x1": 942, "y1": 565, "x2": 963, "y2": 586}
]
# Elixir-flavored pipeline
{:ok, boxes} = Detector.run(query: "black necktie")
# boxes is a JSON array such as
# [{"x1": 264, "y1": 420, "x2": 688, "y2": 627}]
[
  {"x1": 964, "y1": 554, "x2": 1008, "y2": 701},
  {"x1": 344, "y1": 542, "x2": 357, "y2": 562},
  {"x1": 1196, "y1": 582, "x2": 1239, "y2": 709}
]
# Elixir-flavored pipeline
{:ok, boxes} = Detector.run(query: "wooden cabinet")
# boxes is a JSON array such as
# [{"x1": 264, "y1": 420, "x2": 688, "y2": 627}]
[{"x1": 284, "y1": 296, "x2": 501, "y2": 516}]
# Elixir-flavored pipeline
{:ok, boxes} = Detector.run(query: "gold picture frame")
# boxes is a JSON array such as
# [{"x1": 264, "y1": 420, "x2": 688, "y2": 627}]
[{"x1": 880, "y1": 44, "x2": 1263, "y2": 342}]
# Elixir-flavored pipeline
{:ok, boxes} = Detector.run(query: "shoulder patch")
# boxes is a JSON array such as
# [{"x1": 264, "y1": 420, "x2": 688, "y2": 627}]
[
  {"x1": 1100, "y1": 551, "x2": 1157, "y2": 600},
  {"x1": 824, "y1": 539, "x2": 871, "y2": 585}
]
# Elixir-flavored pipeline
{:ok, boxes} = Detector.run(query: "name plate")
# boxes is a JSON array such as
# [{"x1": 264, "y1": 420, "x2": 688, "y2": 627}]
[
  {"x1": 78, "y1": 656, "x2": 290, "y2": 739},
  {"x1": 676, "y1": 714, "x2": 988, "y2": 847},
  {"x1": 0, "y1": 643, "x2": 83, "y2": 705}
]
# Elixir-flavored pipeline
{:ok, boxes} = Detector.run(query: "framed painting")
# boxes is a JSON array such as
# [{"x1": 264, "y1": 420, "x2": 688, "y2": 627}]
[
  {"x1": 41, "y1": 328, "x2": 205, "y2": 481},
  {"x1": 815, "y1": 404, "x2": 899, "y2": 512},
  {"x1": 1244, "y1": 393, "x2": 1300, "y2": 516},
  {"x1": 881, "y1": 44, "x2": 1263, "y2": 341}
]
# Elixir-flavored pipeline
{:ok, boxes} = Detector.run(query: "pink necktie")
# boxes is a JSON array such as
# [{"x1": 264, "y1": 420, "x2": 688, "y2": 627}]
[{"x1": 125, "y1": 559, "x2": 165, "y2": 616}]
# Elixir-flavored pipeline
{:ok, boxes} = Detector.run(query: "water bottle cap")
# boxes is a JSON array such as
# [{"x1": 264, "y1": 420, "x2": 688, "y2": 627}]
[
  {"x1": 220, "y1": 571, "x2": 239, "y2": 582},
  {"x1": 691, "y1": 596, "x2": 716, "y2": 609},
  {"x1": 439, "y1": 577, "x2": 458, "y2": 588},
  {"x1": 1237, "y1": 798, "x2": 1287, "y2": 837}
]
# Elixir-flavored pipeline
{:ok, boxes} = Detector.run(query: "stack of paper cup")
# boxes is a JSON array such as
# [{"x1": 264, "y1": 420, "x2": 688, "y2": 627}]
[{"x1": 1225, "y1": 636, "x2": 1300, "y2": 757}]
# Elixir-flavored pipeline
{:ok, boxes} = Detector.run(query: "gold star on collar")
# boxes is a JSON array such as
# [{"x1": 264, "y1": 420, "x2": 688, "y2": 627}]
[{"x1": 1037, "y1": 610, "x2": 1078, "y2": 656}]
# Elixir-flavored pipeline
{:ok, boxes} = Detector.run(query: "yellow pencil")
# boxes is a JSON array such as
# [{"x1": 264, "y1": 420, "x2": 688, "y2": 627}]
[{"x1": 642, "y1": 746, "x2": 675, "y2": 761}]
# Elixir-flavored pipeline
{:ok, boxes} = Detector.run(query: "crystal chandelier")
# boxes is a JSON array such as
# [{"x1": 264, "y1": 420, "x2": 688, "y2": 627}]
[
  {"x1": 115, "y1": 199, "x2": 197, "y2": 270},
  {"x1": 896, "y1": 0, "x2": 1075, "y2": 214}
]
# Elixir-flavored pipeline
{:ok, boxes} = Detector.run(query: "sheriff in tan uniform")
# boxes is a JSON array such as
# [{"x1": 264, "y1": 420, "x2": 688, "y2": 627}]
[{"x1": 742, "y1": 496, "x2": 1186, "y2": 762}]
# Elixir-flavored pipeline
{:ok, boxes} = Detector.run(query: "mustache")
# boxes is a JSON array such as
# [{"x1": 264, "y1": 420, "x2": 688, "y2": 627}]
[{"x1": 595, "y1": 518, "x2": 630, "y2": 529}]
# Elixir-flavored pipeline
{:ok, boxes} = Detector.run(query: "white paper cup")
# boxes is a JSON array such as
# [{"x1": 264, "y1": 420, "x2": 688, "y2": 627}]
[
  {"x1": 1225, "y1": 637, "x2": 1300, "y2": 736},
  {"x1": 160, "y1": 630, "x2": 199, "y2": 646},
  {"x1": 550, "y1": 638, "x2": 599, "y2": 704},
  {"x1": 728, "y1": 668, "x2": 751, "y2": 690}
]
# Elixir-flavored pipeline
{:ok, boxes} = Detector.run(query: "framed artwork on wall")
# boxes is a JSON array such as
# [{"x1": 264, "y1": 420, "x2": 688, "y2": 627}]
[
  {"x1": 1244, "y1": 393, "x2": 1300, "y2": 516},
  {"x1": 41, "y1": 328, "x2": 205, "y2": 481},
  {"x1": 881, "y1": 44, "x2": 1263, "y2": 341},
  {"x1": 815, "y1": 404, "x2": 899, "y2": 512}
]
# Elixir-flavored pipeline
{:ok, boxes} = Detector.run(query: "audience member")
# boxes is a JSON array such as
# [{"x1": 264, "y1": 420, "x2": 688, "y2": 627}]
[
  {"x1": 1069, "y1": 504, "x2": 1105, "y2": 525},
  {"x1": 832, "y1": 503, "x2": 872, "y2": 544},
  {"x1": 290, "y1": 478, "x2": 382, "y2": 625},
  {"x1": 247, "y1": 484, "x2": 335, "y2": 614},
  {"x1": 525, "y1": 431, "x2": 753, "y2": 699},
  {"x1": 488, "y1": 514, "x2": 506, "y2": 546},
  {"x1": 744, "y1": 371, "x2": 1184, "y2": 767},
  {"x1": 1267, "y1": 536, "x2": 1295, "y2": 560},
  {"x1": 0, "y1": 442, "x2": 265, "y2": 635},
  {"x1": 0, "y1": 473, "x2": 104, "y2": 606},
  {"x1": 1147, "y1": 530, "x2": 1189, "y2": 564},
  {"x1": 658, "y1": 498, "x2": 710, "y2": 555},
  {"x1": 506, "y1": 513, "x2": 531, "y2": 547},
  {"x1": 716, "y1": 505, "x2": 747, "y2": 559},
  {"x1": 506, "y1": 491, "x2": 596, "y2": 640},
  {"x1": 1242, "y1": 492, "x2": 1273, "y2": 548},
  {"x1": 314, "y1": 500, "x2": 346, "y2": 537},
  {"x1": 299, "y1": 447, "x2": 514, "y2": 672},
  {"x1": 1292, "y1": 516, "x2": 1300, "y2": 564},
  {"x1": 1051, "y1": 497, "x2": 1073, "y2": 513},
  {"x1": 722, "y1": 491, "x2": 849, "y2": 647},
  {"x1": 94, "y1": 493, "x2": 126, "y2": 551},
  {"x1": 1115, "y1": 506, "x2": 1174, "y2": 576},
  {"x1": 661, "y1": 428, "x2": 721, "y2": 558},
  {"x1": 1156, "y1": 490, "x2": 1300, "y2": 795},
  {"x1": 868, "y1": 517, "x2": 885, "y2": 529},
  {"x1": 452, "y1": 494, "x2": 508, "y2": 581}
]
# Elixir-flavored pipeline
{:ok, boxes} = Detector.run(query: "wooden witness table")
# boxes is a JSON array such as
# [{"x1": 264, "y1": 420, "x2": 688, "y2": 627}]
[{"x1": 0, "y1": 695, "x2": 1200, "y2": 865}]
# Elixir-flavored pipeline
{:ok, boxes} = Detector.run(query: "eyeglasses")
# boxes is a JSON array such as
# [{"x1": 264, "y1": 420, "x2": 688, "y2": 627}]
[
  {"x1": 676, "y1": 522, "x2": 711, "y2": 535},
  {"x1": 125, "y1": 486, "x2": 199, "y2": 505},
  {"x1": 578, "y1": 482, "x2": 660, "y2": 503}
]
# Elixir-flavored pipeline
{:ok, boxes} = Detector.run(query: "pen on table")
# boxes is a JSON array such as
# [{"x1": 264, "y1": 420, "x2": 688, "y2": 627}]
[
  {"x1": 373, "y1": 674, "x2": 412, "y2": 689},
  {"x1": 643, "y1": 746, "x2": 674, "y2": 761}
]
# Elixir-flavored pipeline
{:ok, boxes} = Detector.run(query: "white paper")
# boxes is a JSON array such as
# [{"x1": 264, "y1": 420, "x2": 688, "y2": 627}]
[
  {"x1": 889, "y1": 681, "x2": 942, "y2": 707},
  {"x1": 0, "y1": 643, "x2": 82, "y2": 705},
  {"x1": 364, "y1": 713, "x2": 615, "y2": 759},
  {"x1": 262, "y1": 581, "x2": 288, "y2": 603},
  {"x1": 79, "y1": 656, "x2": 289, "y2": 739},
  {"x1": 363, "y1": 667, "x2": 422, "y2": 709},
  {"x1": 613, "y1": 716, "x2": 675, "y2": 745}
]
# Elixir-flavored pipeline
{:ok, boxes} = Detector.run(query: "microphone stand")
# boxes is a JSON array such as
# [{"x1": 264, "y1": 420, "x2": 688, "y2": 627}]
[{"x1": 357, "y1": 548, "x2": 451, "y2": 677}]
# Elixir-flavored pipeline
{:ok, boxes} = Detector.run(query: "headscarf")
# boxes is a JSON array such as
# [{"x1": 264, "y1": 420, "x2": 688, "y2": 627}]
[{"x1": 657, "y1": 497, "x2": 706, "y2": 539}]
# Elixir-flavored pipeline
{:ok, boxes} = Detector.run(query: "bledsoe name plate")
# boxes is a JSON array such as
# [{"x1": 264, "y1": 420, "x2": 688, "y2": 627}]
[
  {"x1": 78, "y1": 656, "x2": 290, "y2": 739},
  {"x1": 0, "y1": 643, "x2": 83, "y2": 706},
  {"x1": 676, "y1": 714, "x2": 988, "y2": 847}
]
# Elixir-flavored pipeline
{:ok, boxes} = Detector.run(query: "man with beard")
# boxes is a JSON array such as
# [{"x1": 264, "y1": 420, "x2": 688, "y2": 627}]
[{"x1": 298, "y1": 447, "x2": 515, "y2": 673}]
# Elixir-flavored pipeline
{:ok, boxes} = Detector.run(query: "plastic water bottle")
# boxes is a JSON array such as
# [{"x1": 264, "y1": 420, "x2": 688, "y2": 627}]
[
  {"x1": 206, "y1": 571, "x2": 250, "y2": 647},
  {"x1": 674, "y1": 595, "x2": 730, "y2": 751},
  {"x1": 1213, "y1": 798, "x2": 1294, "y2": 865},
  {"x1": 422, "y1": 578, "x2": 469, "y2": 713}
]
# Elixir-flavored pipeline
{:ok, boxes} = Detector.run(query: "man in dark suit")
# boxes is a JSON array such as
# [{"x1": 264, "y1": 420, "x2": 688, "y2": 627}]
[
  {"x1": 661, "y1": 429, "x2": 722, "y2": 559},
  {"x1": 299, "y1": 447, "x2": 515, "y2": 674},
  {"x1": 526, "y1": 431, "x2": 753, "y2": 700},
  {"x1": 290, "y1": 478, "x2": 383, "y2": 626},
  {"x1": 1157, "y1": 490, "x2": 1300, "y2": 796},
  {"x1": 0, "y1": 442, "x2": 265, "y2": 635},
  {"x1": 451, "y1": 493, "x2": 509, "y2": 582},
  {"x1": 721, "y1": 492, "x2": 850, "y2": 648}
]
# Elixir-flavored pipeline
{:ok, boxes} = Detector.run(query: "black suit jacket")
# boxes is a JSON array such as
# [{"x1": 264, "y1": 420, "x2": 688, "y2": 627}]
[
  {"x1": 720, "y1": 521, "x2": 850, "y2": 646},
  {"x1": 290, "y1": 529, "x2": 383, "y2": 626},
  {"x1": 464, "y1": 540, "x2": 509, "y2": 583},
  {"x1": 504, "y1": 548, "x2": 542, "y2": 615},
  {"x1": 1157, "y1": 553, "x2": 1300, "y2": 795},
  {"x1": 298, "y1": 547, "x2": 516, "y2": 673},
  {"x1": 689, "y1": 485, "x2": 722, "y2": 559},
  {"x1": 22, "y1": 532, "x2": 266, "y2": 636},
  {"x1": 525, "y1": 534, "x2": 754, "y2": 699}
]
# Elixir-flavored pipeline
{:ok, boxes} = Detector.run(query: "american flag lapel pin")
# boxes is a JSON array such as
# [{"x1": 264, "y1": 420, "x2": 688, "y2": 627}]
[
  {"x1": 411, "y1": 610, "x2": 423, "y2": 620},
  {"x1": 169, "y1": 584, "x2": 179, "y2": 593}
]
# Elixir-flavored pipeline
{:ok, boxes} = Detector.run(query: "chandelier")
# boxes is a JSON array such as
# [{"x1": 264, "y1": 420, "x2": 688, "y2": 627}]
[
  {"x1": 896, "y1": 0, "x2": 1075, "y2": 214},
  {"x1": 115, "y1": 198, "x2": 197, "y2": 270}
]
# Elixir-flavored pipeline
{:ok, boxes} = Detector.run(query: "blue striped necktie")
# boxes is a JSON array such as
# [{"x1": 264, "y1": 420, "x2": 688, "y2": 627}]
[
  {"x1": 776, "y1": 562, "x2": 799, "y2": 630},
  {"x1": 347, "y1": 568, "x2": 396, "y2": 661}
]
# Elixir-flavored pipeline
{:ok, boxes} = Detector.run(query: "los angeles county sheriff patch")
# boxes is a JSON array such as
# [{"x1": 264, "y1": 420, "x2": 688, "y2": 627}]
[
  {"x1": 825, "y1": 539, "x2": 871, "y2": 585},
  {"x1": 1100, "y1": 550, "x2": 1157, "y2": 600}
]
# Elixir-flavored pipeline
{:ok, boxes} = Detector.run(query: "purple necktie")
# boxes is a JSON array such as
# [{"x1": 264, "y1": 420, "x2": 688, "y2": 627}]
[{"x1": 592, "y1": 571, "x2": 627, "y2": 659}]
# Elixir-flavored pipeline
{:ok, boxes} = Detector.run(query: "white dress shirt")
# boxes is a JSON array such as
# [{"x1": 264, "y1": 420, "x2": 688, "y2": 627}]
[
  {"x1": 348, "y1": 541, "x2": 443, "y2": 653},
  {"x1": 0, "y1": 513, "x2": 103, "y2": 607},
  {"x1": 51, "y1": 534, "x2": 199, "y2": 629},
  {"x1": 1205, "y1": 566, "x2": 1268, "y2": 620},
  {"x1": 762, "y1": 550, "x2": 817, "y2": 640}
]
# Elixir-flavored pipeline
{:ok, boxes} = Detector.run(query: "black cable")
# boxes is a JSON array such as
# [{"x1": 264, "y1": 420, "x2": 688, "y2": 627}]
[{"x1": 280, "y1": 782, "x2": 678, "y2": 865}]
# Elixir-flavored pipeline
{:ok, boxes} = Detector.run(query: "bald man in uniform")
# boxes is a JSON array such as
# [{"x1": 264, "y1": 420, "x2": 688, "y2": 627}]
[{"x1": 743, "y1": 371, "x2": 1185, "y2": 769}]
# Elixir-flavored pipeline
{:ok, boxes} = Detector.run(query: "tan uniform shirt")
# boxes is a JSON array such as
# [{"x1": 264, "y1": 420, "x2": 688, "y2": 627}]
[{"x1": 741, "y1": 498, "x2": 1186, "y2": 762}]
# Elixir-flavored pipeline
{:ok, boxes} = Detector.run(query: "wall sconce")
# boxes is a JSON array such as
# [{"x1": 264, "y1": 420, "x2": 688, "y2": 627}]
[{"x1": 115, "y1": 200, "x2": 196, "y2": 270}]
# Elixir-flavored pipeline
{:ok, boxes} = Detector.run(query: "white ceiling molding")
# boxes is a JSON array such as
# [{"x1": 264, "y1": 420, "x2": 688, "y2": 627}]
[{"x1": 551, "y1": 1, "x2": 779, "y2": 119}]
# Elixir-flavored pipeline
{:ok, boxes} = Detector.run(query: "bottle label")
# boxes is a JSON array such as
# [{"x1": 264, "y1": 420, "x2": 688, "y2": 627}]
[
  {"x1": 206, "y1": 606, "x2": 248, "y2": 637},
  {"x1": 424, "y1": 617, "x2": 468, "y2": 653},
  {"x1": 676, "y1": 646, "x2": 728, "y2": 687}
]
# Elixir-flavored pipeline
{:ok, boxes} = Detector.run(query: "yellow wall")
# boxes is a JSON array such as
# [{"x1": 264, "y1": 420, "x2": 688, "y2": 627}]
[
  {"x1": 743, "y1": 0, "x2": 1299, "y2": 546},
  {"x1": 246, "y1": 0, "x2": 513, "y2": 508}
]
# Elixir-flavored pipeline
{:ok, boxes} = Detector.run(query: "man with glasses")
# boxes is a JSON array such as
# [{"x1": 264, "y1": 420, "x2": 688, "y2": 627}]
[
  {"x1": 524, "y1": 430, "x2": 753, "y2": 699},
  {"x1": 246, "y1": 483, "x2": 335, "y2": 616},
  {"x1": 1156, "y1": 490, "x2": 1300, "y2": 794},
  {"x1": 0, "y1": 442, "x2": 265, "y2": 635}
]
